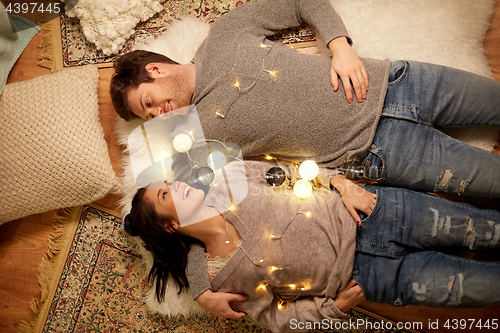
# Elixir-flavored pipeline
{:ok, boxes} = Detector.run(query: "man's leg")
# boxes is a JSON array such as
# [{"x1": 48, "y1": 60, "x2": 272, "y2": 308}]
[
  {"x1": 364, "y1": 118, "x2": 500, "y2": 196},
  {"x1": 361, "y1": 60, "x2": 500, "y2": 197},
  {"x1": 383, "y1": 60, "x2": 500, "y2": 127}
]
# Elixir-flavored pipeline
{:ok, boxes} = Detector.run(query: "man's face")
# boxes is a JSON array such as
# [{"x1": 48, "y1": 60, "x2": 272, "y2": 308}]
[{"x1": 127, "y1": 63, "x2": 194, "y2": 120}]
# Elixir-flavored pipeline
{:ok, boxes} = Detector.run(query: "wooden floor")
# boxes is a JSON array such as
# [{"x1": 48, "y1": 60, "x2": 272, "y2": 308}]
[{"x1": 1, "y1": 3, "x2": 500, "y2": 333}]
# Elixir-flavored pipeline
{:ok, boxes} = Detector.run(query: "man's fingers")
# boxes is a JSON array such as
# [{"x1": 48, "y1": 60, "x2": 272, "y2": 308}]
[
  {"x1": 340, "y1": 75, "x2": 353, "y2": 103},
  {"x1": 362, "y1": 67, "x2": 369, "y2": 91},
  {"x1": 357, "y1": 70, "x2": 367, "y2": 99},
  {"x1": 352, "y1": 76, "x2": 363, "y2": 103},
  {"x1": 331, "y1": 69, "x2": 339, "y2": 91}
]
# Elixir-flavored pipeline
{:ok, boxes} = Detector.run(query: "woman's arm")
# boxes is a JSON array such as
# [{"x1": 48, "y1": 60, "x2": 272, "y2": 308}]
[
  {"x1": 330, "y1": 174, "x2": 377, "y2": 225},
  {"x1": 187, "y1": 242, "x2": 248, "y2": 318}
]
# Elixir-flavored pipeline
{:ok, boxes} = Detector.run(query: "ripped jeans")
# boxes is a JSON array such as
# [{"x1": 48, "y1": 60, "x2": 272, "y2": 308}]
[
  {"x1": 352, "y1": 185, "x2": 500, "y2": 308},
  {"x1": 359, "y1": 60, "x2": 500, "y2": 197}
]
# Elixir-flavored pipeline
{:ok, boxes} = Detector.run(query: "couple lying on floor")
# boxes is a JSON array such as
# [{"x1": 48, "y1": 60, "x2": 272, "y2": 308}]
[{"x1": 123, "y1": 159, "x2": 500, "y2": 333}]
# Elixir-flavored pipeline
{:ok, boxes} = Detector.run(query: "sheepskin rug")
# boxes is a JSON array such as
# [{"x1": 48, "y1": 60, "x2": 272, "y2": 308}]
[{"x1": 115, "y1": 0, "x2": 499, "y2": 317}]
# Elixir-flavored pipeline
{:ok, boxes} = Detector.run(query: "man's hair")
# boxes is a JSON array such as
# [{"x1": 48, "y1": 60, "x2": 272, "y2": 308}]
[{"x1": 110, "y1": 50, "x2": 179, "y2": 121}]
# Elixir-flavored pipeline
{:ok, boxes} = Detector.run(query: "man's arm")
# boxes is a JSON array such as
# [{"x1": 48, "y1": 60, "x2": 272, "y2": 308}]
[
  {"x1": 329, "y1": 36, "x2": 369, "y2": 103},
  {"x1": 217, "y1": 0, "x2": 368, "y2": 103}
]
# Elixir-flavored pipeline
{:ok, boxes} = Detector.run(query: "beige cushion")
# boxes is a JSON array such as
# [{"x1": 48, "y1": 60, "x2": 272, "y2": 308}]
[{"x1": 0, "y1": 65, "x2": 120, "y2": 224}]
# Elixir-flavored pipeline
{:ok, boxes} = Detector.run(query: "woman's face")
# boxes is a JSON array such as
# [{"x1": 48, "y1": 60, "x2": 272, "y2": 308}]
[{"x1": 144, "y1": 181, "x2": 205, "y2": 231}]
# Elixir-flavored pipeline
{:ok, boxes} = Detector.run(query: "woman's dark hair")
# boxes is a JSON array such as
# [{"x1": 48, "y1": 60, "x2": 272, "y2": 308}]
[
  {"x1": 124, "y1": 187, "x2": 193, "y2": 302},
  {"x1": 110, "y1": 50, "x2": 179, "y2": 121}
]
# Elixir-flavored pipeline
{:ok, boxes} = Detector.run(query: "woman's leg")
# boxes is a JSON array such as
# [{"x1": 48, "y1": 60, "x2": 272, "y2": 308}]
[
  {"x1": 357, "y1": 186, "x2": 500, "y2": 253},
  {"x1": 353, "y1": 251, "x2": 500, "y2": 308},
  {"x1": 360, "y1": 61, "x2": 500, "y2": 197}
]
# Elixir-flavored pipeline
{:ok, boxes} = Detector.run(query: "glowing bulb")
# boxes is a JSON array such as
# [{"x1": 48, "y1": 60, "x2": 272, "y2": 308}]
[
  {"x1": 301, "y1": 279, "x2": 312, "y2": 290},
  {"x1": 288, "y1": 284, "x2": 296, "y2": 289},
  {"x1": 293, "y1": 180, "x2": 313, "y2": 199},
  {"x1": 233, "y1": 80, "x2": 241, "y2": 90},
  {"x1": 265, "y1": 155, "x2": 273, "y2": 160},
  {"x1": 264, "y1": 69, "x2": 278, "y2": 79},
  {"x1": 299, "y1": 160, "x2": 319, "y2": 181},
  {"x1": 207, "y1": 151, "x2": 227, "y2": 171},
  {"x1": 173, "y1": 134, "x2": 193, "y2": 153},
  {"x1": 304, "y1": 211, "x2": 312, "y2": 218},
  {"x1": 277, "y1": 301, "x2": 284, "y2": 310},
  {"x1": 269, "y1": 266, "x2": 281, "y2": 273},
  {"x1": 256, "y1": 283, "x2": 268, "y2": 293}
]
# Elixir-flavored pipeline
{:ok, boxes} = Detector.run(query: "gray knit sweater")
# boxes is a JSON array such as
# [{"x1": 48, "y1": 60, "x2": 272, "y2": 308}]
[
  {"x1": 191, "y1": 0, "x2": 391, "y2": 166},
  {"x1": 189, "y1": 160, "x2": 357, "y2": 332}
]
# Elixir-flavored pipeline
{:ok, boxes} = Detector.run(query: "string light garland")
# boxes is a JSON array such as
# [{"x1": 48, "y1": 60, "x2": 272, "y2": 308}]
[{"x1": 161, "y1": 44, "x2": 326, "y2": 309}]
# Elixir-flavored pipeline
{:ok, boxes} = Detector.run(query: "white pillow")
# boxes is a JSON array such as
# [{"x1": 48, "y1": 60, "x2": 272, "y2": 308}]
[
  {"x1": 64, "y1": 0, "x2": 166, "y2": 55},
  {"x1": 0, "y1": 65, "x2": 121, "y2": 224}
]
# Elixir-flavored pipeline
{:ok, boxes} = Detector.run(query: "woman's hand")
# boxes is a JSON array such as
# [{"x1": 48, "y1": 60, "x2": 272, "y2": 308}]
[
  {"x1": 329, "y1": 37, "x2": 369, "y2": 104},
  {"x1": 334, "y1": 279, "x2": 365, "y2": 313},
  {"x1": 195, "y1": 290, "x2": 247, "y2": 318},
  {"x1": 330, "y1": 174, "x2": 377, "y2": 225}
]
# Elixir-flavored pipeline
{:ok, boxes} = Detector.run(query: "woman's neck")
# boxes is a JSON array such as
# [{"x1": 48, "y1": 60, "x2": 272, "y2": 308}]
[{"x1": 180, "y1": 207, "x2": 242, "y2": 259}]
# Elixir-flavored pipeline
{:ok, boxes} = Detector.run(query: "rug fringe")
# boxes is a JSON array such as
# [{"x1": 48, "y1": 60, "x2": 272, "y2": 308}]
[
  {"x1": 17, "y1": 207, "x2": 77, "y2": 333},
  {"x1": 37, "y1": 21, "x2": 54, "y2": 71}
]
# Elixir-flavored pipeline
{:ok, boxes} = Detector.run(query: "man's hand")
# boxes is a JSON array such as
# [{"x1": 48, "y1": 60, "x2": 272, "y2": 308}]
[
  {"x1": 195, "y1": 290, "x2": 247, "y2": 318},
  {"x1": 329, "y1": 37, "x2": 369, "y2": 104},
  {"x1": 334, "y1": 279, "x2": 365, "y2": 313},
  {"x1": 330, "y1": 174, "x2": 377, "y2": 225}
]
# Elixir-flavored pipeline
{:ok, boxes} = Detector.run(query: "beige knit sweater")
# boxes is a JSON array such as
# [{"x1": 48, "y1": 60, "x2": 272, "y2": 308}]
[{"x1": 188, "y1": 160, "x2": 357, "y2": 332}]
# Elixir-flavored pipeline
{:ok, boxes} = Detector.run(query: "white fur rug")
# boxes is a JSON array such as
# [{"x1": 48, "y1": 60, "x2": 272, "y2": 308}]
[{"x1": 115, "y1": 0, "x2": 499, "y2": 317}]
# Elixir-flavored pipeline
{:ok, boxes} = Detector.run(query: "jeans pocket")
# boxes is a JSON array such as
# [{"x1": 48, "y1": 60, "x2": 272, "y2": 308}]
[
  {"x1": 388, "y1": 60, "x2": 408, "y2": 86},
  {"x1": 361, "y1": 147, "x2": 386, "y2": 181},
  {"x1": 358, "y1": 187, "x2": 380, "y2": 225}
]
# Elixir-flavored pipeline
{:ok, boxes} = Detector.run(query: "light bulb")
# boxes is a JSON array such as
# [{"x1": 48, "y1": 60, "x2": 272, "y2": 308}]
[
  {"x1": 293, "y1": 179, "x2": 313, "y2": 199},
  {"x1": 207, "y1": 151, "x2": 227, "y2": 171},
  {"x1": 299, "y1": 160, "x2": 319, "y2": 181},
  {"x1": 172, "y1": 134, "x2": 193, "y2": 153}
]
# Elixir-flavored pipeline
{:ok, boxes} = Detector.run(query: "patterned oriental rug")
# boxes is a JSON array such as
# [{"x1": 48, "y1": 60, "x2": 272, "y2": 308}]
[
  {"x1": 40, "y1": 0, "x2": 315, "y2": 71},
  {"x1": 18, "y1": 204, "x2": 417, "y2": 333}
]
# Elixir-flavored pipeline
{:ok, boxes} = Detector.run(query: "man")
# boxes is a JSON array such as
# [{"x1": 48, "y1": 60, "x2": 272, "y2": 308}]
[{"x1": 111, "y1": 0, "x2": 500, "y2": 319}]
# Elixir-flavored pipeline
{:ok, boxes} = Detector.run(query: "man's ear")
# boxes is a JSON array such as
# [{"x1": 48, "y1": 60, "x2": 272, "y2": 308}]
[{"x1": 145, "y1": 63, "x2": 168, "y2": 79}]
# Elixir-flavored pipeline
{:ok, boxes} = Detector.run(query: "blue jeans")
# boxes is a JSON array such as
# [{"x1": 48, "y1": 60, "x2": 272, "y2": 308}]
[
  {"x1": 352, "y1": 185, "x2": 500, "y2": 308},
  {"x1": 360, "y1": 60, "x2": 500, "y2": 197}
]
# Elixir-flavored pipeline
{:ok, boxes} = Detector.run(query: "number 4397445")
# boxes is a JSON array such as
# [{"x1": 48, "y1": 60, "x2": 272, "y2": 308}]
[
  {"x1": 444, "y1": 319, "x2": 498, "y2": 330},
  {"x1": 6, "y1": 2, "x2": 61, "y2": 14}
]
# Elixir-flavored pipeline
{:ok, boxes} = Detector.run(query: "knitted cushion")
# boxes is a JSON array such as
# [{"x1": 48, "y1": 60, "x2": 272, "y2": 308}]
[
  {"x1": 0, "y1": 65, "x2": 120, "y2": 224},
  {"x1": 65, "y1": 0, "x2": 166, "y2": 55}
]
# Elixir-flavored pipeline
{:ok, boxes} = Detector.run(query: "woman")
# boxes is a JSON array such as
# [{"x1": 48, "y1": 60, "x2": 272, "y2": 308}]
[{"x1": 124, "y1": 160, "x2": 500, "y2": 333}]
